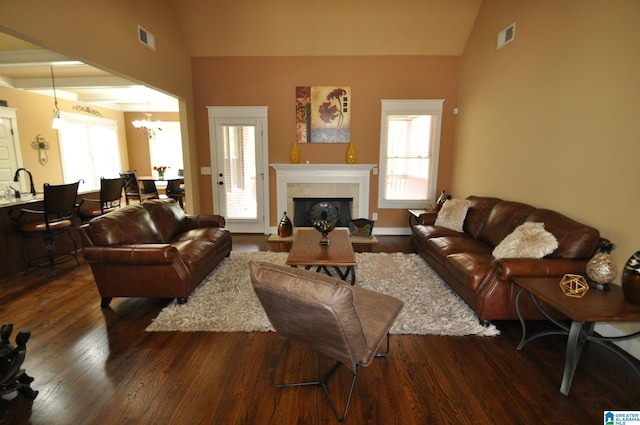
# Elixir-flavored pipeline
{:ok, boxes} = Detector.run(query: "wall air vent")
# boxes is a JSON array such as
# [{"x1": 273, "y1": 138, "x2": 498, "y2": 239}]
[
  {"x1": 138, "y1": 25, "x2": 156, "y2": 50},
  {"x1": 497, "y1": 22, "x2": 516, "y2": 49}
]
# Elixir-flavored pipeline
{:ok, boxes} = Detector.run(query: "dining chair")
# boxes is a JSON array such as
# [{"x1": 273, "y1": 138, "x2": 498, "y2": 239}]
[
  {"x1": 16, "y1": 181, "x2": 81, "y2": 276},
  {"x1": 78, "y1": 177, "x2": 124, "y2": 222},
  {"x1": 249, "y1": 261, "x2": 404, "y2": 422},
  {"x1": 119, "y1": 170, "x2": 159, "y2": 204},
  {"x1": 165, "y1": 178, "x2": 185, "y2": 209}
]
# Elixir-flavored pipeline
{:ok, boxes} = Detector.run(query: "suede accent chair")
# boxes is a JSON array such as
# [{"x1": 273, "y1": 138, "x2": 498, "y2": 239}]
[{"x1": 249, "y1": 261, "x2": 404, "y2": 422}]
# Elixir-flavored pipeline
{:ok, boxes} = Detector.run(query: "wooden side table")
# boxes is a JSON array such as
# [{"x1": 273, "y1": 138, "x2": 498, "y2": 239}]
[{"x1": 513, "y1": 277, "x2": 640, "y2": 395}]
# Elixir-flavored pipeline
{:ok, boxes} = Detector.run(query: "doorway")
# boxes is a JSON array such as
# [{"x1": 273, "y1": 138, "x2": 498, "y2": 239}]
[
  {"x1": 0, "y1": 108, "x2": 23, "y2": 194},
  {"x1": 208, "y1": 106, "x2": 269, "y2": 233}
]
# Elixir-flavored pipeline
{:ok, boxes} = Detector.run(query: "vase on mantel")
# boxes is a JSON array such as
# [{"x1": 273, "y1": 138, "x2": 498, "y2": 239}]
[
  {"x1": 290, "y1": 140, "x2": 300, "y2": 164},
  {"x1": 346, "y1": 140, "x2": 357, "y2": 164}
]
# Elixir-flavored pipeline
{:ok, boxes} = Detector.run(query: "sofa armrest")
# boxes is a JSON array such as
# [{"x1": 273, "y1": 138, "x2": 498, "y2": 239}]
[
  {"x1": 82, "y1": 244, "x2": 178, "y2": 265},
  {"x1": 418, "y1": 212, "x2": 437, "y2": 225},
  {"x1": 494, "y1": 258, "x2": 588, "y2": 278},
  {"x1": 184, "y1": 215, "x2": 226, "y2": 230}
]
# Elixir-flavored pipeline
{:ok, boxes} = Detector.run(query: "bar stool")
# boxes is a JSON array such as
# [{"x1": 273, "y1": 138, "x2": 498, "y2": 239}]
[
  {"x1": 78, "y1": 177, "x2": 124, "y2": 223},
  {"x1": 16, "y1": 181, "x2": 81, "y2": 276}
]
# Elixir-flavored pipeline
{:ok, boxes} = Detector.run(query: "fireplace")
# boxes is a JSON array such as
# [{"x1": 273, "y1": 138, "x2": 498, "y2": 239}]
[
  {"x1": 271, "y1": 164, "x2": 376, "y2": 229},
  {"x1": 293, "y1": 197, "x2": 353, "y2": 227}
]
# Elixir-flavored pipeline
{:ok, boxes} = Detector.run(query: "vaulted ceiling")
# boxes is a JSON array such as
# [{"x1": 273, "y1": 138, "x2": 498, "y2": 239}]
[{"x1": 0, "y1": 0, "x2": 481, "y2": 112}]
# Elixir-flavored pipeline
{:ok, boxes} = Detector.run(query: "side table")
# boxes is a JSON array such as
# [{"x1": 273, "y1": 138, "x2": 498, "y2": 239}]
[{"x1": 513, "y1": 277, "x2": 640, "y2": 395}]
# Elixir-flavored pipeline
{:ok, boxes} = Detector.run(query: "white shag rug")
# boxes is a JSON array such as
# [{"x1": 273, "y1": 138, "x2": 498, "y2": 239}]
[{"x1": 146, "y1": 251, "x2": 500, "y2": 336}]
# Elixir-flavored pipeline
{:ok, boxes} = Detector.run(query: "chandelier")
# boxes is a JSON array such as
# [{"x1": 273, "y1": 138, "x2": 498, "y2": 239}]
[{"x1": 132, "y1": 112, "x2": 163, "y2": 139}]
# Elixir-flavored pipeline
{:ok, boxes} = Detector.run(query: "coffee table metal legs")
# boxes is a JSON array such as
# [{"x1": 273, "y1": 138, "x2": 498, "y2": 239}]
[
  {"x1": 516, "y1": 287, "x2": 640, "y2": 396},
  {"x1": 303, "y1": 265, "x2": 356, "y2": 285}
]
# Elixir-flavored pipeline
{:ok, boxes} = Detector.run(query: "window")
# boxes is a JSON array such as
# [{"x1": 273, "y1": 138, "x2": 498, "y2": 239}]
[
  {"x1": 378, "y1": 99, "x2": 443, "y2": 209},
  {"x1": 58, "y1": 112, "x2": 121, "y2": 192},
  {"x1": 149, "y1": 121, "x2": 184, "y2": 178}
]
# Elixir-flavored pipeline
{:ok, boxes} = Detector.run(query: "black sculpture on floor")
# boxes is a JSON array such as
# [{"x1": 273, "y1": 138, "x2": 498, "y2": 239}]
[{"x1": 0, "y1": 323, "x2": 38, "y2": 402}]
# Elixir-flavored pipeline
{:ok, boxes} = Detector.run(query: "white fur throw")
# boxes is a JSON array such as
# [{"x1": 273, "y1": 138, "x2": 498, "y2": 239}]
[
  {"x1": 492, "y1": 222, "x2": 558, "y2": 259},
  {"x1": 434, "y1": 199, "x2": 470, "y2": 232}
]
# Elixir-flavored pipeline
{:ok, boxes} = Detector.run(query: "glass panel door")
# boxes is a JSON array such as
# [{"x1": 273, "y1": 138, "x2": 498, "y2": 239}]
[{"x1": 210, "y1": 112, "x2": 266, "y2": 233}]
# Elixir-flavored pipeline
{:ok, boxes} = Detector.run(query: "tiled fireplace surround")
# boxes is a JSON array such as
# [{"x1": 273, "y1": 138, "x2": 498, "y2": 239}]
[{"x1": 271, "y1": 164, "x2": 376, "y2": 227}]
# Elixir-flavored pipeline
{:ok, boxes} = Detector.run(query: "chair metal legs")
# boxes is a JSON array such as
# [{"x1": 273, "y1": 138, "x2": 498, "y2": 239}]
[
  {"x1": 21, "y1": 229, "x2": 79, "y2": 277},
  {"x1": 269, "y1": 339, "x2": 360, "y2": 422}
]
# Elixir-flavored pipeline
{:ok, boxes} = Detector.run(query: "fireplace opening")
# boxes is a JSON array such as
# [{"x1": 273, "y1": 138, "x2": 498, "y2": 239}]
[{"x1": 293, "y1": 197, "x2": 353, "y2": 227}]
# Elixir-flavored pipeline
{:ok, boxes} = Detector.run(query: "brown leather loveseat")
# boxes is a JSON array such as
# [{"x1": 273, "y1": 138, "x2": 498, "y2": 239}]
[
  {"x1": 79, "y1": 198, "x2": 232, "y2": 307},
  {"x1": 411, "y1": 196, "x2": 601, "y2": 321}
]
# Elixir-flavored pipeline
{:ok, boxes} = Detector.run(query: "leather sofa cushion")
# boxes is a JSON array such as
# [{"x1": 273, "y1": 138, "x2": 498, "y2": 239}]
[
  {"x1": 445, "y1": 252, "x2": 495, "y2": 291},
  {"x1": 174, "y1": 227, "x2": 231, "y2": 245},
  {"x1": 463, "y1": 196, "x2": 502, "y2": 239},
  {"x1": 413, "y1": 224, "x2": 469, "y2": 242},
  {"x1": 427, "y1": 237, "x2": 493, "y2": 268},
  {"x1": 143, "y1": 199, "x2": 186, "y2": 242},
  {"x1": 476, "y1": 201, "x2": 535, "y2": 248},
  {"x1": 89, "y1": 204, "x2": 162, "y2": 246},
  {"x1": 526, "y1": 209, "x2": 600, "y2": 259},
  {"x1": 172, "y1": 240, "x2": 218, "y2": 272}
]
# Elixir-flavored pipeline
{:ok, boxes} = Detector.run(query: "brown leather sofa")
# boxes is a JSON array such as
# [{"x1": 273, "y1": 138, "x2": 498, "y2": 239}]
[
  {"x1": 79, "y1": 199, "x2": 232, "y2": 307},
  {"x1": 411, "y1": 196, "x2": 601, "y2": 321}
]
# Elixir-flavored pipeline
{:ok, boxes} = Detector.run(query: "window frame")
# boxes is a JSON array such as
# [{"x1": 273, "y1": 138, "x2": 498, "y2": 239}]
[
  {"x1": 377, "y1": 99, "x2": 444, "y2": 209},
  {"x1": 57, "y1": 112, "x2": 121, "y2": 192},
  {"x1": 148, "y1": 121, "x2": 184, "y2": 179}
]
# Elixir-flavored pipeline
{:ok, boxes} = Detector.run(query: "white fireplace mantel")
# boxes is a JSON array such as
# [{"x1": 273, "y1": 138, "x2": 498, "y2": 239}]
[{"x1": 270, "y1": 164, "x2": 376, "y2": 223}]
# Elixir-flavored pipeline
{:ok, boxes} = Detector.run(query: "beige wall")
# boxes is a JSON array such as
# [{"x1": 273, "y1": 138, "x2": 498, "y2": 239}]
[
  {"x1": 192, "y1": 56, "x2": 460, "y2": 226},
  {"x1": 0, "y1": 86, "x2": 128, "y2": 190},
  {"x1": 456, "y1": 0, "x2": 640, "y2": 280},
  {"x1": 456, "y1": 1, "x2": 640, "y2": 354}
]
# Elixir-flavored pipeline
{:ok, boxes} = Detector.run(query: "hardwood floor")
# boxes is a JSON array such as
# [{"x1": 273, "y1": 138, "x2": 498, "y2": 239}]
[{"x1": 1, "y1": 234, "x2": 638, "y2": 424}]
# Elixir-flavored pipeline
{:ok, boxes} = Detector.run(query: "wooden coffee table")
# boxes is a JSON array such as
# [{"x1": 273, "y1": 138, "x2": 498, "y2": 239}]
[
  {"x1": 513, "y1": 277, "x2": 640, "y2": 395},
  {"x1": 286, "y1": 228, "x2": 357, "y2": 285}
]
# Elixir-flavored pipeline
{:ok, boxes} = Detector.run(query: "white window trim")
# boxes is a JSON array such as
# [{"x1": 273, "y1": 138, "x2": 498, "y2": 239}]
[
  {"x1": 377, "y1": 99, "x2": 444, "y2": 209},
  {"x1": 58, "y1": 111, "x2": 120, "y2": 192}
]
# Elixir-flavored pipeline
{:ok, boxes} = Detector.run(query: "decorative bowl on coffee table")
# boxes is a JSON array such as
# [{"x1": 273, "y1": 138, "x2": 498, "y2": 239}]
[{"x1": 310, "y1": 201, "x2": 339, "y2": 246}]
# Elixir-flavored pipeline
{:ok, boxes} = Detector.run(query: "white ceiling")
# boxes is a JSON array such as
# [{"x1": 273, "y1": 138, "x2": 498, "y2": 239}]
[{"x1": 0, "y1": 33, "x2": 178, "y2": 112}]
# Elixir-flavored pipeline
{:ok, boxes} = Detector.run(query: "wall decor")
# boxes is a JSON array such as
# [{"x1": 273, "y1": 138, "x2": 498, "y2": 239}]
[
  {"x1": 31, "y1": 135, "x2": 49, "y2": 165},
  {"x1": 296, "y1": 86, "x2": 351, "y2": 143},
  {"x1": 72, "y1": 105, "x2": 103, "y2": 117}
]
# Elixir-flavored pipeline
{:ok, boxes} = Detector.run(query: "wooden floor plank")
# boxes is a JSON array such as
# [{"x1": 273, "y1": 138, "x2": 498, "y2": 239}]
[{"x1": 1, "y1": 234, "x2": 639, "y2": 424}]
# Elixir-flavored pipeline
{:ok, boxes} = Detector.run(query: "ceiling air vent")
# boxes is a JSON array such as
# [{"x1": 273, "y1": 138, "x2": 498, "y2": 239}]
[
  {"x1": 497, "y1": 22, "x2": 516, "y2": 49},
  {"x1": 138, "y1": 25, "x2": 156, "y2": 51}
]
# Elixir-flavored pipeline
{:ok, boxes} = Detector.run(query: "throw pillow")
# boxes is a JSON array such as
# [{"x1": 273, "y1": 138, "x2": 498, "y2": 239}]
[
  {"x1": 434, "y1": 199, "x2": 470, "y2": 232},
  {"x1": 492, "y1": 222, "x2": 558, "y2": 259}
]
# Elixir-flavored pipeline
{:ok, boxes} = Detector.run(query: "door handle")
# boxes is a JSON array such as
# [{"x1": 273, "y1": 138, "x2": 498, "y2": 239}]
[{"x1": 218, "y1": 181, "x2": 224, "y2": 185}]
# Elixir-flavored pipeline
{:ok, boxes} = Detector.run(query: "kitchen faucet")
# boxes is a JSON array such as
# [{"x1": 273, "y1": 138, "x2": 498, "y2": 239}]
[{"x1": 13, "y1": 168, "x2": 37, "y2": 196}]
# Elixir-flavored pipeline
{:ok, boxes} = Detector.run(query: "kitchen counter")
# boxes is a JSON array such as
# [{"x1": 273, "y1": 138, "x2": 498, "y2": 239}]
[{"x1": 0, "y1": 193, "x2": 44, "y2": 208}]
